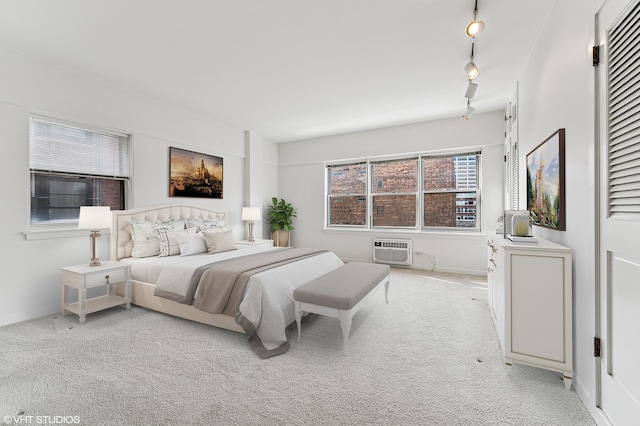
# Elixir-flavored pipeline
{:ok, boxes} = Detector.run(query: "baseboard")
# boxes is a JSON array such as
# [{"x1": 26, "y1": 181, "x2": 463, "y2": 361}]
[
  {"x1": 574, "y1": 379, "x2": 612, "y2": 426},
  {"x1": 412, "y1": 264, "x2": 486, "y2": 276},
  {"x1": 340, "y1": 257, "x2": 486, "y2": 277}
]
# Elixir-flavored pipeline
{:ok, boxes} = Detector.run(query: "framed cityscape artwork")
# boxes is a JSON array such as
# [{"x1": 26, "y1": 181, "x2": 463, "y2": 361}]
[
  {"x1": 526, "y1": 128, "x2": 565, "y2": 231},
  {"x1": 169, "y1": 147, "x2": 223, "y2": 199}
]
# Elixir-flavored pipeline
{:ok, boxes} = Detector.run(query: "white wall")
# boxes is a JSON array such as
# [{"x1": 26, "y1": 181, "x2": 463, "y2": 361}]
[
  {"x1": 516, "y1": 0, "x2": 600, "y2": 421},
  {"x1": 0, "y1": 46, "x2": 277, "y2": 326},
  {"x1": 278, "y1": 111, "x2": 505, "y2": 275},
  {"x1": 244, "y1": 131, "x2": 280, "y2": 240}
]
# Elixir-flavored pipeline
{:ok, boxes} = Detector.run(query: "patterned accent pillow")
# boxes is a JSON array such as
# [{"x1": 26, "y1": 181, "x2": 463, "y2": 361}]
[
  {"x1": 155, "y1": 224, "x2": 195, "y2": 257},
  {"x1": 185, "y1": 217, "x2": 229, "y2": 233},
  {"x1": 131, "y1": 219, "x2": 186, "y2": 258},
  {"x1": 130, "y1": 220, "x2": 161, "y2": 258},
  {"x1": 154, "y1": 227, "x2": 177, "y2": 257}
]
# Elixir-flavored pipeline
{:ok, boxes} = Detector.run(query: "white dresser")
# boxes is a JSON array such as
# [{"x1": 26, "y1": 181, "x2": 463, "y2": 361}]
[{"x1": 486, "y1": 233, "x2": 573, "y2": 389}]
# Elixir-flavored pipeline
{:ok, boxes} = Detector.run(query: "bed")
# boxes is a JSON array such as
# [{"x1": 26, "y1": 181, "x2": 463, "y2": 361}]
[{"x1": 110, "y1": 204, "x2": 343, "y2": 357}]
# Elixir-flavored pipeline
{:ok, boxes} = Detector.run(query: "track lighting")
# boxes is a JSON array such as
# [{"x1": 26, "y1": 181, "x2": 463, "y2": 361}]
[
  {"x1": 463, "y1": 101, "x2": 475, "y2": 120},
  {"x1": 461, "y1": 1, "x2": 483, "y2": 120},
  {"x1": 465, "y1": 20, "x2": 485, "y2": 38},
  {"x1": 465, "y1": 82, "x2": 478, "y2": 99},
  {"x1": 465, "y1": 62, "x2": 480, "y2": 80},
  {"x1": 465, "y1": 0, "x2": 485, "y2": 38},
  {"x1": 464, "y1": 42, "x2": 480, "y2": 80}
]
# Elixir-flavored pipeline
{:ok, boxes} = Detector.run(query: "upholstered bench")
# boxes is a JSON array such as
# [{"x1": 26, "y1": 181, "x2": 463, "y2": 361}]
[{"x1": 293, "y1": 262, "x2": 390, "y2": 354}]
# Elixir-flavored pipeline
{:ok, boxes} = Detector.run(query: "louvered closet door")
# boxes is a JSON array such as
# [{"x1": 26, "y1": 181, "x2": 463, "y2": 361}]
[
  {"x1": 597, "y1": 0, "x2": 640, "y2": 423},
  {"x1": 504, "y1": 89, "x2": 519, "y2": 211}
]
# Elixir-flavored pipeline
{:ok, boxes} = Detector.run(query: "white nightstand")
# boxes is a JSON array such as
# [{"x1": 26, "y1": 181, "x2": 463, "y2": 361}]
[
  {"x1": 235, "y1": 239, "x2": 273, "y2": 249},
  {"x1": 61, "y1": 261, "x2": 131, "y2": 323}
]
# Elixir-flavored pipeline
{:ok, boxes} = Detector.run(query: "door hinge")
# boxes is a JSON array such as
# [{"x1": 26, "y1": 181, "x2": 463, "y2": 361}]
[
  {"x1": 504, "y1": 155, "x2": 507, "y2": 162},
  {"x1": 592, "y1": 45, "x2": 600, "y2": 67},
  {"x1": 594, "y1": 337, "x2": 601, "y2": 357}
]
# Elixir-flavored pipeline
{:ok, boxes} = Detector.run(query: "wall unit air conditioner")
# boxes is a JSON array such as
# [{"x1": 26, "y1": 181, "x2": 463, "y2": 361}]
[{"x1": 372, "y1": 239, "x2": 413, "y2": 266}]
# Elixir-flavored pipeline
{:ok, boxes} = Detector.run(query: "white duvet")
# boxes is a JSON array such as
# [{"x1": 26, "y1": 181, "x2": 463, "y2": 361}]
[{"x1": 124, "y1": 247, "x2": 344, "y2": 350}]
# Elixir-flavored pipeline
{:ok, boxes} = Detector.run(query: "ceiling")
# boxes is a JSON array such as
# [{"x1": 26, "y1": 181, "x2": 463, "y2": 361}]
[{"x1": 0, "y1": 0, "x2": 555, "y2": 142}]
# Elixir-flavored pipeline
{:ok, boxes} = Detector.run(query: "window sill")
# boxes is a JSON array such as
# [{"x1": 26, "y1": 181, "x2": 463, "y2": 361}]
[
  {"x1": 24, "y1": 228, "x2": 111, "y2": 241},
  {"x1": 322, "y1": 227, "x2": 485, "y2": 240}
]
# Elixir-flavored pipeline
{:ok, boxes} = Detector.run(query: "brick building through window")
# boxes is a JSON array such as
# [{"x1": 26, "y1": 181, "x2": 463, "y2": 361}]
[{"x1": 327, "y1": 152, "x2": 479, "y2": 230}]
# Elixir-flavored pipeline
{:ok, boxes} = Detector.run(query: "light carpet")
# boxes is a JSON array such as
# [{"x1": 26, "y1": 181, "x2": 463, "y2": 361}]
[{"x1": 0, "y1": 268, "x2": 594, "y2": 425}]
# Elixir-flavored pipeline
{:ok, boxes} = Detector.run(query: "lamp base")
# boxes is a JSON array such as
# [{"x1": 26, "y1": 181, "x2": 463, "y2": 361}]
[
  {"x1": 89, "y1": 230, "x2": 101, "y2": 266},
  {"x1": 247, "y1": 221, "x2": 255, "y2": 242}
]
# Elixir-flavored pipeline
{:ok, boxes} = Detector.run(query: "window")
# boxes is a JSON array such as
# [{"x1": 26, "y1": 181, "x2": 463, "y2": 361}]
[
  {"x1": 326, "y1": 151, "x2": 480, "y2": 231},
  {"x1": 327, "y1": 163, "x2": 367, "y2": 226},
  {"x1": 371, "y1": 157, "x2": 417, "y2": 227},
  {"x1": 423, "y1": 154, "x2": 479, "y2": 229},
  {"x1": 29, "y1": 116, "x2": 130, "y2": 226}
]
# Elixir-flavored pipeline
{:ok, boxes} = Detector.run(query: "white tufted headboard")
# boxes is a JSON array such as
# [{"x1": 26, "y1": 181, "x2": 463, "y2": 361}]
[{"x1": 110, "y1": 204, "x2": 227, "y2": 260}]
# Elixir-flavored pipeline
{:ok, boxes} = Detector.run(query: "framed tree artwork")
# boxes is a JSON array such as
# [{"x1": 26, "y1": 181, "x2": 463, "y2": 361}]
[
  {"x1": 526, "y1": 128, "x2": 565, "y2": 231},
  {"x1": 169, "y1": 147, "x2": 223, "y2": 199}
]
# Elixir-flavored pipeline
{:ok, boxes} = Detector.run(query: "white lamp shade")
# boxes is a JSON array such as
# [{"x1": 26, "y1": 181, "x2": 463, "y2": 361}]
[
  {"x1": 78, "y1": 206, "x2": 112, "y2": 230},
  {"x1": 242, "y1": 207, "x2": 261, "y2": 221}
]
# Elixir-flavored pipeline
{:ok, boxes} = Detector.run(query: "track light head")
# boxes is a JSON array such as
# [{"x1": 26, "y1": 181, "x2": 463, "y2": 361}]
[
  {"x1": 465, "y1": 20, "x2": 485, "y2": 37},
  {"x1": 463, "y1": 105, "x2": 476, "y2": 120},
  {"x1": 465, "y1": 62, "x2": 480, "y2": 80},
  {"x1": 465, "y1": 82, "x2": 478, "y2": 99}
]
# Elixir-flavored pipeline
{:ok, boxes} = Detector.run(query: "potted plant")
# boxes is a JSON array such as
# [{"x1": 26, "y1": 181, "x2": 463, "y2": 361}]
[{"x1": 268, "y1": 197, "x2": 297, "y2": 247}]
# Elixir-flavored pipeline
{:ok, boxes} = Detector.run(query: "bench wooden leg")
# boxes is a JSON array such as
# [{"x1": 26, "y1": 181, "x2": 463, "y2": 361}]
[
  {"x1": 339, "y1": 310, "x2": 354, "y2": 356},
  {"x1": 295, "y1": 301, "x2": 303, "y2": 342}
]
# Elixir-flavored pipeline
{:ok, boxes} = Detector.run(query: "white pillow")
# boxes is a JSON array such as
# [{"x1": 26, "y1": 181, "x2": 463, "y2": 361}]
[
  {"x1": 175, "y1": 231, "x2": 208, "y2": 256},
  {"x1": 130, "y1": 220, "x2": 161, "y2": 258},
  {"x1": 202, "y1": 230, "x2": 237, "y2": 254}
]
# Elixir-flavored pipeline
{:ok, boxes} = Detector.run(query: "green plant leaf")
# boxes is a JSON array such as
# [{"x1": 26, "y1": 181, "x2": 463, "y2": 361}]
[{"x1": 267, "y1": 197, "x2": 297, "y2": 232}]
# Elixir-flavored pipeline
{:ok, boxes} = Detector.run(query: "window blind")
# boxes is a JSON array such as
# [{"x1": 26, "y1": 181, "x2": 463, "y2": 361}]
[
  {"x1": 369, "y1": 156, "x2": 418, "y2": 165},
  {"x1": 608, "y1": 1, "x2": 640, "y2": 218},
  {"x1": 29, "y1": 117, "x2": 129, "y2": 178}
]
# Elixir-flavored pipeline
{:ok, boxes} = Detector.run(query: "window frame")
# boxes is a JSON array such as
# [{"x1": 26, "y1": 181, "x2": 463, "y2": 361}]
[
  {"x1": 325, "y1": 161, "x2": 369, "y2": 228},
  {"x1": 28, "y1": 115, "x2": 131, "y2": 231},
  {"x1": 370, "y1": 156, "x2": 419, "y2": 229},
  {"x1": 325, "y1": 150, "x2": 482, "y2": 233},
  {"x1": 421, "y1": 153, "x2": 481, "y2": 231}
]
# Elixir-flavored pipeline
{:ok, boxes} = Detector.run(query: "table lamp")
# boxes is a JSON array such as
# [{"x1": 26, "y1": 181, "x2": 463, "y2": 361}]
[
  {"x1": 78, "y1": 206, "x2": 112, "y2": 266},
  {"x1": 241, "y1": 207, "x2": 261, "y2": 242}
]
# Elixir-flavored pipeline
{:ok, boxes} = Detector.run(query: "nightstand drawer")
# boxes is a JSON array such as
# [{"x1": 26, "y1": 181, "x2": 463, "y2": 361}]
[{"x1": 62, "y1": 268, "x2": 127, "y2": 289}]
